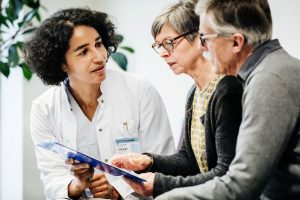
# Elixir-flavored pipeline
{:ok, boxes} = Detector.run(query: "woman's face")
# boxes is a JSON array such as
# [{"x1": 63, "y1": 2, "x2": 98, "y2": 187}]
[
  {"x1": 64, "y1": 25, "x2": 107, "y2": 85},
  {"x1": 154, "y1": 25, "x2": 201, "y2": 75}
]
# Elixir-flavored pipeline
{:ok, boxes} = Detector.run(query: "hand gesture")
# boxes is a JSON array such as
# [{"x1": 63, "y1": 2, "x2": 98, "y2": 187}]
[
  {"x1": 65, "y1": 158, "x2": 94, "y2": 198},
  {"x1": 110, "y1": 153, "x2": 152, "y2": 171},
  {"x1": 124, "y1": 172, "x2": 155, "y2": 197},
  {"x1": 89, "y1": 173, "x2": 120, "y2": 199}
]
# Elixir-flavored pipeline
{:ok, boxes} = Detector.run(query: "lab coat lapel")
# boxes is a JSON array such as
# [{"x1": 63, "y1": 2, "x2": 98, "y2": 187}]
[{"x1": 61, "y1": 84, "x2": 77, "y2": 150}]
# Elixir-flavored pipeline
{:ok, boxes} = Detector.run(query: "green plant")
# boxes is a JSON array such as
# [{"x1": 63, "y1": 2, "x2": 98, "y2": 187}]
[
  {"x1": 0, "y1": 0, "x2": 41, "y2": 80},
  {"x1": 112, "y1": 34, "x2": 134, "y2": 71},
  {"x1": 0, "y1": 0, "x2": 133, "y2": 79}
]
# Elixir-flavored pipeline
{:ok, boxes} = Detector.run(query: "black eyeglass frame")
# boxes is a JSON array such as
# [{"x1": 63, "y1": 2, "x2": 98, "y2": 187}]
[
  {"x1": 152, "y1": 30, "x2": 197, "y2": 54},
  {"x1": 199, "y1": 33, "x2": 233, "y2": 46}
]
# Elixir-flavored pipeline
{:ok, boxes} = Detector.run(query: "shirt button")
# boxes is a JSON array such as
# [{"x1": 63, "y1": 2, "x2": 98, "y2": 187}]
[
  {"x1": 101, "y1": 100, "x2": 104, "y2": 103},
  {"x1": 105, "y1": 159, "x2": 108, "y2": 162},
  {"x1": 99, "y1": 128, "x2": 102, "y2": 133}
]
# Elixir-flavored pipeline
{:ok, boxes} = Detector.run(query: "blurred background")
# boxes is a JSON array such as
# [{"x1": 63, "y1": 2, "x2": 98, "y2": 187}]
[{"x1": 1, "y1": 0, "x2": 300, "y2": 199}]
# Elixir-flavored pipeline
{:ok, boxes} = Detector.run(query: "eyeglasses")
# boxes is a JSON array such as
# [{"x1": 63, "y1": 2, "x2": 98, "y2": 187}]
[
  {"x1": 152, "y1": 30, "x2": 197, "y2": 54},
  {"x1": 199, "y1": 33, "x2": 232, "y2": 46}
]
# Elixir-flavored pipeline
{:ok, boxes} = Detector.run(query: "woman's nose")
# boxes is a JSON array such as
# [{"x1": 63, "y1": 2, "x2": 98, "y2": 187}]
[
  {"x1": 93, "y1": 48, "x2": 107, "y2": 61},
  {"x1": 159, "y1": 48, "x2": 170, "y2": 58}
]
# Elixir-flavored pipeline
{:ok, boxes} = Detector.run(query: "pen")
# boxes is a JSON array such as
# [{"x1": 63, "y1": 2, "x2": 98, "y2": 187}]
[{"x1": 123, "y1": 122, "x2": 129, "y2": 135}]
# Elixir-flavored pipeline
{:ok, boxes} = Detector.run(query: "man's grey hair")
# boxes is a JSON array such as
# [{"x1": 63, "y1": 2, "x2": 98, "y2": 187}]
[
  {"x1": 151, "y1": 0, "x2": 199, "y2": 42},
  {"x1": 195, "y1": 0, "x2": 273, "y2": 48}
]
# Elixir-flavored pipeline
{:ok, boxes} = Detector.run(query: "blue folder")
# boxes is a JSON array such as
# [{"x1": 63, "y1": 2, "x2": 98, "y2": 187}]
[{"x1": 37, "y1": 141, "x2": 146, "y2": 183}]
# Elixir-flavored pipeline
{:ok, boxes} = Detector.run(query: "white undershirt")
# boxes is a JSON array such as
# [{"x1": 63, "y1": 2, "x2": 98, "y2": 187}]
[
  {"x1": 68, "y1": 89, "x2": 110, "y2": 199},
  {"x1": 67, "y1": 88, "x2": 104, "y2": 161}
]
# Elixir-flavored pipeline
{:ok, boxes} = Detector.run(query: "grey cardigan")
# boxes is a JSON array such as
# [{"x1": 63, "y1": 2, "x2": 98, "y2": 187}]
[
  {"x1": 155, "y1": 40, "x2": 300, "y2": 200},
  {"x1": 149, "y1": 76, "x2": 243, "y2": 197}
]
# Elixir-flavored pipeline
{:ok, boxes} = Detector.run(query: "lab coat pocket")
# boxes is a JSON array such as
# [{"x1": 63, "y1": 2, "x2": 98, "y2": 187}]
[
  {"x1": 112, "y1": 120, "x2": 139, "y2": 138},
  {"x1": 112, "y1": 120, "x2": 140, "y2": 154}
]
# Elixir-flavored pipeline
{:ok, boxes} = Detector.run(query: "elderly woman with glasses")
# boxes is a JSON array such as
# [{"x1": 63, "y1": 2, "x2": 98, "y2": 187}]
[{"x1": 110, "y1": 0, "x2": 243, "y2": 198}]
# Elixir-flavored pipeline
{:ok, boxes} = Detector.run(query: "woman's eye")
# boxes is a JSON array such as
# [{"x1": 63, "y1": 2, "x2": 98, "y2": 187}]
[
  {"x1": 164, "y1": 40, "x2": 172, "y2": 45},
  {"x1": 79, "y1": 49, "x2": 88, "y2": 56},
  {"x1": 95, "y1": 41, "x2": 102, "y2": 48},
  {"x1": 154, "y1": 43, "x2": 162, "y2": 49}
]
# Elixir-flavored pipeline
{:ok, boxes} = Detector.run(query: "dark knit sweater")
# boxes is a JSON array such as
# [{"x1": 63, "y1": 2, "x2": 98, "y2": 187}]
[{"x1": 149, "y1": 76, "x2": 243, "y2": 197}]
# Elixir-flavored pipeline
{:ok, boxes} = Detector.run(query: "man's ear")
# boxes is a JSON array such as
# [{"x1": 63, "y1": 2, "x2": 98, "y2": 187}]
[{"x1": 232, "y1": 33, "x2": 245, "y2": 53}]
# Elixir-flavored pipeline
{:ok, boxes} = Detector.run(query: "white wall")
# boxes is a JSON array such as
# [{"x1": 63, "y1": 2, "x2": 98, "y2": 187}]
[
  {"x1": 270, "y1": 0, "x2": 300, "y2": 59},
  {"x1": 1, "y1": 1, "x2": 23, "y2": 199},
  {"x1": 1, "y1": 0, "x2": 300, "y2": 199},
  {"x1": 23, "y1": 76, "x2": 49, "y2": 200},
  {"x1": 0, "y1": 70, "x2": 23, "y2": 200}
]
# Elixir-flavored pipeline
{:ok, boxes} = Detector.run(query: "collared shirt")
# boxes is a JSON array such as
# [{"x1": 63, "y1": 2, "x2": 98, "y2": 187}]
[
  {"x1": 67, "y1": 89, "x2": 103, "y2": 161},
  {"x1": 239, "y1": 39, "x2": 282, "y2": 81}
]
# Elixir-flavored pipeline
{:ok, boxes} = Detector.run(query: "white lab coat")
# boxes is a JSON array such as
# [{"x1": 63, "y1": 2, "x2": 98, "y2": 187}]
[{"x1": 30, "y1": 69, "x2": 175, "y2": 199}]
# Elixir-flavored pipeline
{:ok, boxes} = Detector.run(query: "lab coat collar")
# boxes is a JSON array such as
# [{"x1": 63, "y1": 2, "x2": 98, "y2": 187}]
[{"x1": 61, "y1": 82, "x2": 77, "y2": 150}]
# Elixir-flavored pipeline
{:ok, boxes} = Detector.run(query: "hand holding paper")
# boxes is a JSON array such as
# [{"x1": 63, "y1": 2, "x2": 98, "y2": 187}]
[
  {"x1": 110, "y1": 153, "x2": 153, "y2": 171},
  {"x1": 65, "y1": 158, "x2": 94, "y2": 198},
  {"x1": 123, "y1": 172, "x2": 155, "y2": 197},
  {"x1": 37, "y1": 141, "x2": 146, "y2": 183}
]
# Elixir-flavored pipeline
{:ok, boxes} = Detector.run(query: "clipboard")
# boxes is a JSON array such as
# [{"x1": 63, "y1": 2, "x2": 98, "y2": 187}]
[{"x1": 37, "y1": 141, "x2": 146, "y2": 183}]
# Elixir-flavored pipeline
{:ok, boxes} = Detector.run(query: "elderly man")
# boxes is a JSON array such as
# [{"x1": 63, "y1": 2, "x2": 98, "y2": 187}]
[{"x1": 156, "y1": 0, "x2": 300, "y2": 200}]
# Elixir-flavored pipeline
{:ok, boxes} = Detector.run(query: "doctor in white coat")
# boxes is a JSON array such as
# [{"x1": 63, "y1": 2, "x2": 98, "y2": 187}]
[{"x1": 25, "y1": 8, "x2": 175, "y2": 200}]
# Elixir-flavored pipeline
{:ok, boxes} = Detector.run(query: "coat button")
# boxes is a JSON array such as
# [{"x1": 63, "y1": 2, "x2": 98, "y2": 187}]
[{"x1": 99, "y1": 128, "x2": 102, "y2": 133}]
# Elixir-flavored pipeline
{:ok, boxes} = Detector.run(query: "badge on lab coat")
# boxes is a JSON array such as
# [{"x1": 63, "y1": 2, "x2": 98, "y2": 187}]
[
  {"x1": 115, "y1": 137, "x2": 140, "y2": 154},
  {"x1": 114, "y1": 121, "x2": 141, "y2": 154}
]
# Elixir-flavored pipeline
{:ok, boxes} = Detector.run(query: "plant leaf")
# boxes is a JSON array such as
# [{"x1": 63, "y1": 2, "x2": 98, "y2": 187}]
[
  {"x1": 22, "y1": 27, "x2": 36, "y2": 34},
  {"x1": 0, "y1": 0, "x2": 41, "y2": 80},
  {"x1": 0, "y1": 15, "x2": 9, "y2": 28},
  {"x1": 120, "y1": 46, "x2": 135, "y2": 53},
  {"x1": 6, "y1": 0, "x2": 23, "y2": 22},
  {"x1": 0, "y1": 61, "x2": 10, "y2": 77},
  {"x1": 8, "y1": 44, "x2": 19, "y2": 67},
  {"x1": 12, "y1": 0, "x2": 23, "y2": 14},
  {"x1": 111, "y1": 52, "x2": 127, "y2": 71},
  {"x1": 18, "y1": 9, "x2": 36, "y2": 28},
  {"x1": 15, "y1": 41, "x2": 25, "y2": 55},
  {"x1": 19, "y1": 62, "x2": 32, "y2": 80},
  {"x1": 24, "y1": 0, "x2": 40, "y2": 9},
  {"x1": 5, "y1": 7, "x2": 18, "y2": 22},
  {"x1": 34, "y1": 10, "x2": 41, "y2": 21},
  {"x1": 15, "y1": 41, "x2": 24, "y2": 49},
  {"x1": 114, "y1": 34, "x2": 124, "y2": 44}
]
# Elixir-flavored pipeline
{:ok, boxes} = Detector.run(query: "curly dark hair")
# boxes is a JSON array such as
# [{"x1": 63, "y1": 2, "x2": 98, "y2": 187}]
[{"x1": 25, "y1": 8, "x2": 118, "y2": 85}]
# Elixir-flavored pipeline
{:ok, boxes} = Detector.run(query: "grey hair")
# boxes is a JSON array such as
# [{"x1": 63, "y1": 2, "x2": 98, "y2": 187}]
[
  {"x1": 195, "y1": 0, "x2": 272, "y2": 48},
  {"x1": 151, "y1": 0, "x2": 199, "y2": 42}
]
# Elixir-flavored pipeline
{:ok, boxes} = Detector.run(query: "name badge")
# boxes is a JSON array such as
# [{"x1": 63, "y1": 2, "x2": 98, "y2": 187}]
[{"x1": 114, "y1": 137, "x2": 141, "y2": 154}]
